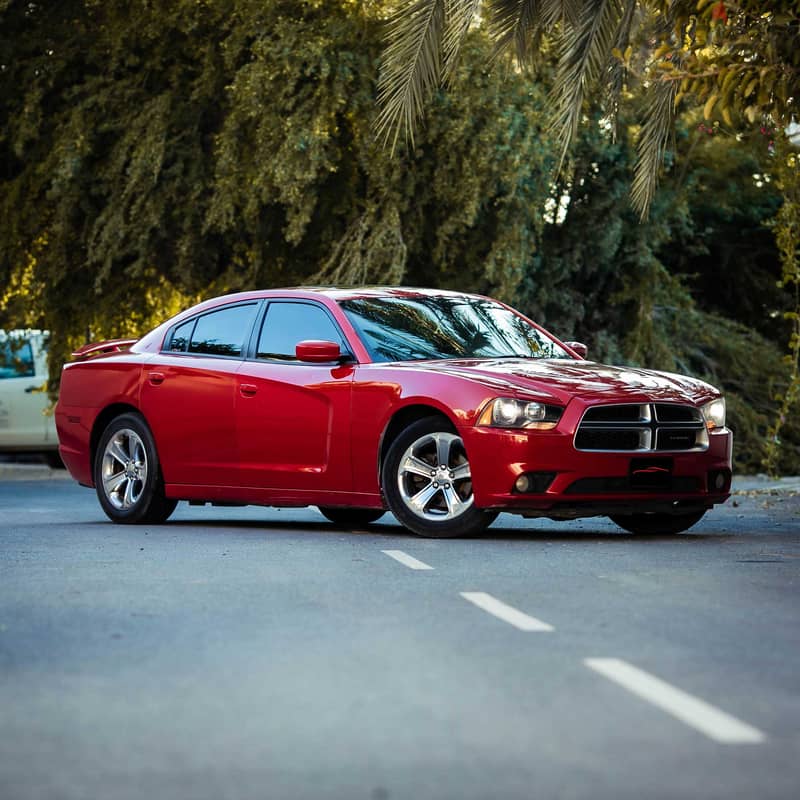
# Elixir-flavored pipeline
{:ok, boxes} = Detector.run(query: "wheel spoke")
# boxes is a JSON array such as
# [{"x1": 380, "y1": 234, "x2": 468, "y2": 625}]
[
  {"x1": 103, "y1": 471, "x2": 126, "y2": 496},
  {"x1": 409, "y1": 482, "x2": 439, "y2": 515},
  {"x1": 124, "y1": 433, "x2": 138, "y2": 462},
  {"x1": 451, "y1": 462, "x2": 471, "y2": 481},
  {"x1": 434, "y1": 434, "x2": 451, "y2": 468},
  {"x1": 402, "y1": 455, "x2": 433, "y2": 479},
  {"x1": 122, "y1": 477, "x2": 135, "y2": 508},
  {"x1": 109, "y1": 440, "x2": 129, "y2": 467},
  {"x1": 442, "y1": 484, "x2": 465, "y2": 516},
  {"x1": 132, "y1": 438, "x2": 145, "y2": 467}
]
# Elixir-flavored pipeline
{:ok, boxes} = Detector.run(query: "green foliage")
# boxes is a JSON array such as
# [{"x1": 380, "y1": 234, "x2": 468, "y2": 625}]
[
  {"x1": 658, "y1": 118, "x2": 786, "y2": 341},
  {"x1": 0, "y1": 0, "x2": 796, "y2": 473},
  {"x1": 0, "y1": 0, "x2": 554, "y2": 379},
  {"x1": 764, "y1": 139, "x2": 800, "y2": 474},
  {"x1": 668, "y1": 1, "x2": 800, "y2": 129},
  {"x1": 377, "y1": 1, "x2": 800, "y2": 217}
]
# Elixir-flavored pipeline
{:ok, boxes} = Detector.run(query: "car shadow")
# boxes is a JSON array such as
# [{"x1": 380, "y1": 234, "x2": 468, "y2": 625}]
[{"x1": 159, "y1": 516, "x2": 730, "y2": 543}]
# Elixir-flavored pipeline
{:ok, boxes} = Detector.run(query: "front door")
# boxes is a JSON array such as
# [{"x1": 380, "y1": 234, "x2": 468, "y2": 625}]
[{"x1": 235, "y1": 301, "x2": 354, "y2": 493}]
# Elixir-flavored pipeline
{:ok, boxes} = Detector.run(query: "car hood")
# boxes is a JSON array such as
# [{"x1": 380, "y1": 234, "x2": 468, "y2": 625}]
[{"x1": 404, "y1": 358, "x2": 718, "y2": 405}]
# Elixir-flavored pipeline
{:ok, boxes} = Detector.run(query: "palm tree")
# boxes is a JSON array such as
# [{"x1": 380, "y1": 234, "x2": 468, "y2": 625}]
[{"x1": 376, "y1": 0, "x2": 799, "y2": 219}]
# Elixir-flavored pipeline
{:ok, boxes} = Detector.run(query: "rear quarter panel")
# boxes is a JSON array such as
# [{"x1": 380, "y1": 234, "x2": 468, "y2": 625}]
[{"x1": 56, "y1": 355, "x2": 144, "y2": 485}]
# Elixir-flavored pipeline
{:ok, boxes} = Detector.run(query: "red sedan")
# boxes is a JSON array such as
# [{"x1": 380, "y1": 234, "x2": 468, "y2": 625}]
[{"x1": 56, "y1": 288, "x2": 732, "y2": 537}]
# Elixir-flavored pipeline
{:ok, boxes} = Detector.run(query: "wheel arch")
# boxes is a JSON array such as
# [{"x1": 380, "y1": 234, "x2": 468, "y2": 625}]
[
  {"x1": 90, "y1": 403, "x2": 144, "y2": 474},
  {"x1": 378, "y1": 403, "x2": 458, "y2": 478}
]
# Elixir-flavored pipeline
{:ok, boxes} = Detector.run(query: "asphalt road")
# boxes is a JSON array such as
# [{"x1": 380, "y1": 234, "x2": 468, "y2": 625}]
[{"x1": 1, "y1": 478, "x2": 798, "y2": 800}]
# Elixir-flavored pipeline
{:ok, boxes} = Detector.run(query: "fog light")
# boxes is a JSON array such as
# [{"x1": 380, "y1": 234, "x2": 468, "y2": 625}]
[
  {"x1": 513, "y1": 471, "x2": 557, "y2": 494},
  {"x1": 708, "y1": 469, "x2": 731, "y2": 492}
]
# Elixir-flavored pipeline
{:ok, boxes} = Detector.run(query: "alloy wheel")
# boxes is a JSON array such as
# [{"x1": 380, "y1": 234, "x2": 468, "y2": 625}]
[
  {"x1": 101, "y1": 428, "x2": 148, "y2": 510},
  {"x1": 396, "y1": 431, "x2": 474, "y2": 522}
]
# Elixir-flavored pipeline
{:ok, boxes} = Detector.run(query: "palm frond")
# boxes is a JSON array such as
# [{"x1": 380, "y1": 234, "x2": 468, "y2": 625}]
[
  {"x1": 376, "y1": 0, "x2": 446, "y2": 152},
  {"x1": 442, "y1": 0, "x2": 482, "y2": 83},
  {"x1": 631, "y1": 76, "x2": 676, "y2": 220},
  {"x1": 605, "y1": 0, "x2": 637, "y2": 141},
  {"x1": 550, "y1": 0, "x2": 624, "y2": 167},
  {"x1": 486, "y1": 0, "x2": 544, "y2": 67},
  {"x1": 541, "y1": 0, "x2": 583, "y2": 28}
]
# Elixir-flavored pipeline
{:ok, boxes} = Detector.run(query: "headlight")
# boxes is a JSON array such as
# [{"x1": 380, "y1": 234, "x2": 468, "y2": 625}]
[
  {"x1": 478, "y1": 398, "x2": 563, "y2": 430},
  {"x1": 701, "y1": 397, "x2": 726, "y2": 430}
]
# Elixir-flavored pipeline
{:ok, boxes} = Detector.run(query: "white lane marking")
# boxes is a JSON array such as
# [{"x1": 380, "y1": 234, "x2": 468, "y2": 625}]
[
  {"x1": 460, "y1": 592, "x2": 554, "y2": 632},
  {"x1": 381, "y1": 550, "x2": 434, "y2": 570},
  {"x1": 585, "y1": 658, "x2": 765, "y2": 744}
]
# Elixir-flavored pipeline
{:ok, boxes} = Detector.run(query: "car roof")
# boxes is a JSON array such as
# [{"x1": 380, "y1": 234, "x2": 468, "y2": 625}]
[
  {"x1": 289, "y1": 286, "x2": 477, "y2": 300},
  {"x1": 131, "y1": 287, "x2": 490, "y2": 355},
  {"x1": 221, "y1": 286, "x2": 481, "y2": 301},
  {"x1": 167, "y1": 287, "x2": 487, "y2": 317}
]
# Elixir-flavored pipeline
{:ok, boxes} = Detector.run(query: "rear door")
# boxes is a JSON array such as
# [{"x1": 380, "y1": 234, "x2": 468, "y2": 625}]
[
  {"x1": 140, "y1": 302, "x2": 261, "y2": 487},
  {"x1": 235, "y1": 300, "x2": 355, "y2": 492}
]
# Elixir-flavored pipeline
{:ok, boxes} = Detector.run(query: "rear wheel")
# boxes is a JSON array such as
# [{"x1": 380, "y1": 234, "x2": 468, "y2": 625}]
[
  {"x1": 318, "y1": 507, "x2": 385, "y2": 526},
  {"x1": 382, "y1": 417, "x2": 497, "y2": 538},
  {"x1": 94, "y1": 413, "x2": 177, "y2": 524},
  {"x1": 609, "y1": 510, "x2": 706, "y2": 535}
]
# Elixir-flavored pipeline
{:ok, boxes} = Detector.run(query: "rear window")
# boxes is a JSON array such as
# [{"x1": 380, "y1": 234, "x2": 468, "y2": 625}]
[
  {"x1": 189, "y1": 304, "x2": 258, "y2": 357},
  {"x1": 165, "y1": 304, "x2": 259, "y2": 358},
  {"x1": 167, "y1": 319, "x2": 195, "y2": 353}
]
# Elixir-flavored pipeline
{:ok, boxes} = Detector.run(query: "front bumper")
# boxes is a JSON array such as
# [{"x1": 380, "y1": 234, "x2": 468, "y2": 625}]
[{"x1": 464, "y1": 421, "x2": 732, "y2": 518}]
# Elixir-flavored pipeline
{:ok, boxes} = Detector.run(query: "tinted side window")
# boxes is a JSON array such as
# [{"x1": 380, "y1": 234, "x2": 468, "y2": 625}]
[
  {"x1": 0, "y1": 338, "x2": 35, "y2": 379},
  {"x1": 257, "y1": 303, "x2": 345, "y2": 360},
  {"x1": 167, "y1": 319, "x2": 195, "y2": 352},
  {"x1": 188, "y1": 304, "x2": 258, "y2": 357}
]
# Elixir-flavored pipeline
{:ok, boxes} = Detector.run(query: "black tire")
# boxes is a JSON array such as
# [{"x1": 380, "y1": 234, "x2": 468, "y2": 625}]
[
  {"x1": 609, "y1": 510, "x2": 706, "y2": 535},
  {"x1": 381, "y1": 416, "x2": 497, "y2": 538},
  {"x1": 318, "y1": 507, "x2": 385, "y2": 526},
  {"x1": 94, "y1": 412, "x2": 177, "y2": 524}
]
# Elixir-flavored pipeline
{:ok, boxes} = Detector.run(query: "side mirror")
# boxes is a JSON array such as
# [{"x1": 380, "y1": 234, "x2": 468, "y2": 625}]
[
  {"x1": 295, "y1": 339, "x2": 343, "y2": 363},
  {"x1": 565, "y1": 341, "x2": 588, "y2": 359}
]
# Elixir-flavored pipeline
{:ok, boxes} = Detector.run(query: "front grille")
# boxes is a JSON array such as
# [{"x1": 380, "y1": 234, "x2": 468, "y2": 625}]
[
  {"x1": 575, "y1": 403, "x2": 707, "y2": 453},
  {"x1": 654, "y1": 404, "x2": 699, "y2": 423},
  {"x1": 655, "y1": 429, "x2": 699, "y2": 450},
  {"x1": 575, "y1": 429, "x2": 644, "y2": 451}
]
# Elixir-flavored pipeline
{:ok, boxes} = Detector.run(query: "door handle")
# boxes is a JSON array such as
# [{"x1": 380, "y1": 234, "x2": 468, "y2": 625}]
[
  {"x1": 240, "y1": 383, "x2": 257, "y2": 397},
  {"x1": 148, "y1": 372, "x2": 165, "y2": 385}
]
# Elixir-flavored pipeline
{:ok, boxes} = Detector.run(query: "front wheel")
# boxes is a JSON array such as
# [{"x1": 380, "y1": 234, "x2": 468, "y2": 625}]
[
  {"x1": 382, "y1": 417, "x2": 497, "y2": 538},
  {"x1": 609, "y1": 510, "x2": 706, "y2": 535},
  {"x1": 94, "y1": 413, "x2": 177, "y2": 524},
  {"x1": 318, "y1": 507, "x2": 385, "y2": 526}
]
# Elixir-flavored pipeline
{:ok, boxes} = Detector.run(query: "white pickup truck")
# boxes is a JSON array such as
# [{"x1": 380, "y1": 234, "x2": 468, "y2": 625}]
[{"x1": 0, "y1": 330, "x2": 60, "y2": 465}]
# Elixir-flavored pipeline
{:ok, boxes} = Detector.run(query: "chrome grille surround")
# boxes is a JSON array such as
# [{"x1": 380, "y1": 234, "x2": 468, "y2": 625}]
[{"x1": 574, "y1": 403, "x2": 708, "y2": 453}]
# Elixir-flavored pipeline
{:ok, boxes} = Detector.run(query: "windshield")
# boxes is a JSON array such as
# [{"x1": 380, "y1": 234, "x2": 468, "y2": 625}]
[{"x1": 339, "y1": 295, "x2": 571, "y2": 363}]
